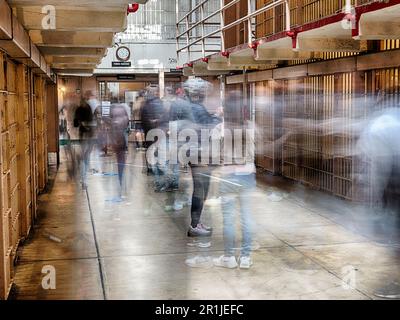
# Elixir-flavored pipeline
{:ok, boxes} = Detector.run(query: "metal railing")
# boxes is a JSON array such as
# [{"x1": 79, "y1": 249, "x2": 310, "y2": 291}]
[
  {"x1": 118, "y1": 0, "x2": 177, "y2": 41},
  {"x1": 175, "y1": 0, "x2": 366, "y2": 65},
  {"x1": 176, "y1": 0, "x2": 291, "y2": 64}
]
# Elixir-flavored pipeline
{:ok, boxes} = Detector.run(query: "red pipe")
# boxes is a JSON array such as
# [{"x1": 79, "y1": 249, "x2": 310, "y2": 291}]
[
  {"x1": 221, "y1": 51, "x2": 230, "y2": 58},
  {"x1": 248, "y1": 41, "x2": 259, "y2": 50},
  {"x1": 127, "y1": 3, "x2": 139, "y2": 14}
]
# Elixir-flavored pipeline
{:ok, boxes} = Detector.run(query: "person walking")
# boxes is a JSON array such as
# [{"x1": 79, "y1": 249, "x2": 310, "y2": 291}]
[
  {"x1": 109, "y1": 101, "x2": 130, "y2": 198},
  {"x1": 182, "y1": 78, "x2": 222, "y2": 237},
  {"x1": 213, "y1": 90, "x2": 256, "y2": 269},
  {"x1": 74, "y1": 97, "x2": 97, "y2": 189}
]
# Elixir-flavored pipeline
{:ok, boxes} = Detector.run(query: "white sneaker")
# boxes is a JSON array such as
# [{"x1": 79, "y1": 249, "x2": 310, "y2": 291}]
[
  {"x1": 213, "y1": 255, "x2": 238, "y2": 269},
  {"x1": 185, "y1": 256, "x2": 213, "y2": 268},
  {"x1": 187, "y1": 240, "x2": 211, "y2": 248},
  {"x1": 173, "y1": 202, "x2": 184, "y2": 211},
  {"x1": 239, "y1": 256, "x2": 253, "y2": 269}
]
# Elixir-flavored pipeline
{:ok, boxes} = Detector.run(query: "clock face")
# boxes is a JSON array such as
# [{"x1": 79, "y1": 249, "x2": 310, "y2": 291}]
[{"x1": 116, "y1": 46, "x2": 130, "y2": 61}]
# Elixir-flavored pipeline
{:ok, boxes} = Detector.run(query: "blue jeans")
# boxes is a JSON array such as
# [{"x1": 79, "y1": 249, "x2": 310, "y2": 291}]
[
  {"x1": 219, "y1": 173, "x2": 256, "y2": 257},
  {"x1": 153, "y1": 162, "x2": 166, "y2": 189},
  {"x1": 79, "y1": 139, "x2": 95, "y2": 185},
  {"x1": 168, "y1": 163, "x2": 180, "y2": 189}
]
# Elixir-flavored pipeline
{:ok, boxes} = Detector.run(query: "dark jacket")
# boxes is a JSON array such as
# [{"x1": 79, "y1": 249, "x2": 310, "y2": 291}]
[
  {"x1": 110, "y1": 104, "x2": 129, "y2": 152},
  {"x1": 74, "y1": 102, "x2": 96, "y2": 139},
  {"x1": 177, "y1": 99, "x2": 222, "y2": 166},
  {"x1": 140, "y1": 97, "x2": 166, "y2": 134}
]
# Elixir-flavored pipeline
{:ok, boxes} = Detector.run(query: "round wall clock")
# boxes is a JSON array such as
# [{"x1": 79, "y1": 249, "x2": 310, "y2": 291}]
[{"x1": 116, "y1": 46, "x2": 131, "y2": 62}]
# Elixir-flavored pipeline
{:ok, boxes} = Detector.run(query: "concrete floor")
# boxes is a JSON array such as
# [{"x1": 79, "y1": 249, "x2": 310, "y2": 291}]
[{"x1": 10, "y1": 145, "x2": 400, "y2": 300}]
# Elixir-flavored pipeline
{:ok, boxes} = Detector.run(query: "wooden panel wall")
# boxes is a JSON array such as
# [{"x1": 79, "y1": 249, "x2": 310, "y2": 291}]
[
  {"x1": 47, "y1": 83, "x2": 59, "y2": 154},
  {"x1": 0, "y1": 51, "x2": 49, "y2": 300},
  {"x1": 35, "y1": 76, "x2": 48, "y2": 192},
  {"x1": 0, "y1": 51, "x2": 13, "y2": 300}
]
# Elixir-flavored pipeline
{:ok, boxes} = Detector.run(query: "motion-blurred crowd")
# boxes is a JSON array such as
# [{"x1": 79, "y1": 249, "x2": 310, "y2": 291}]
[
  {"x1": 60, "y1": 78, "x2": 257, "y2": 269},
  {"x1": 59, "y1": 77, "x2": 399, "y2": 270}
]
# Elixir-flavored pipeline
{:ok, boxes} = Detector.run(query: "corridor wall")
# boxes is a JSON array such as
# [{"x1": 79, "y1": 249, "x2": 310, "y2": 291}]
[
  {"x1": 0, "y1": 51, "x2": 50, "y2": 300},
  {"x1": 227, "y1": 49, "x2": 400, "y2": 203}
]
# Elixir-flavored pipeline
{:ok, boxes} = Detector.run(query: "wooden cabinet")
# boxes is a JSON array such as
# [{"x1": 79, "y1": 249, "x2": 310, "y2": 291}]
[
  {"x1": 9, "y1": 212, "x2": 20, "y2": 254},
  {"x1": 0, "y1": 94, "x2": 7, "y2": 132},
  {"x1": 5, "y1": 61, "x2": 16, "y2": 93},
  {"x1": 0, "y1": 214, "x2": 10, "y2": 257},
  {"x1": 1, "y1": 174, "x2": 10, "y2": 215},
  {"x1": 24, "y1": 148, "x2": 31, "y2": 176},
  {"x1": 10, "y1": 184, "x2": 19, "y2": 220},
  {"x1": 0, "y1": 53, "x2": 50, "y2": 300},
  {"x1": 9, "y1": 124, "x2": 17, "y2": 157},
  {"x1": 1, "y1": 132, "x2": 9, "y2": 174},
  {"x1": 23, "y1": 97, "x2": 29, "y2": 123},
  {"x1": 25, "y1": 176, "x2": 31, "y2": 206},
  {"x1": 6, "y1": 95, "x2": 16, "y2": 126},
  {"x1": 0, "y1": 250, "x2": 11, "y2": 300},
  {"x1": 9, "y1": 156, "x2": 18, "y2": 190},
  {"x1": 0, "y1": 50, "x2": 5, "y2": 89}
]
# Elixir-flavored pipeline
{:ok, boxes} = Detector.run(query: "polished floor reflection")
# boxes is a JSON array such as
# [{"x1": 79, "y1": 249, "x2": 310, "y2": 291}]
[{"x1": 11, "y1": 146, "x2": 400, "y2": 300}]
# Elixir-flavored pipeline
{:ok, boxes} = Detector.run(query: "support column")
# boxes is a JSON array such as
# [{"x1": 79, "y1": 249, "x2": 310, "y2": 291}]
[{"x1": 159, "y1": 68, "x2": 165, "y2": 99}]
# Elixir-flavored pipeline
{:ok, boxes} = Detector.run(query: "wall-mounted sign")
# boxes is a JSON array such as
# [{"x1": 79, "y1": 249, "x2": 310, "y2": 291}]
[
  {"x1": 112, "y1": 61, "x2": 132, "y2": 67},
  {"x1": 117, "y1": 74, "x2": 136, "y2": 80},
  {"x1": 169, "y1": 68, "x2": 183, "y2": 74}
]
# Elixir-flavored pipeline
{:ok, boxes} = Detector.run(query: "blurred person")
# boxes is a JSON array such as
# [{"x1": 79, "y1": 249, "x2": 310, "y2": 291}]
[
  {"x1": 142, "y1": 85, "x2": 170, "y2": 190},
  {"x1": 59, "y1": 105, "x2": 77, "y2": 180},
  {"x1": 163, "y1": 84, "x2": 190, "y2": 192},
  {"x1": 212, "y1": 90, "x2": 256, "y2": 269},
  {"x1": 355, "y1": 104, "x2": 400, "y2": 299},
  {"x1": 98, "y1": 115, "x2": 111, "y2": 157},
  {"x1": 109, "y1": 101, "x2": 130, "y2": 198},
  {"x1": 162, "y1": 86, "x2": 195, "y2": 212},
  {"x1": 73, "y1": 97, "x2": 98, "y2": 189},
  {"x1": 356, "y1": 106, "x2": 400, "y2": 211},
  {"x1": 84, "y1": 90, "x2": 100, "y2": 115},
  {"x1": 133, "y1": 91, "x2": 146, "y2": 150},
  {"x1": 121, "y1": 99, "x2": 131, "y2": 152},
  {"x1": 182, "y1": 78, "x2": 222, "y2": 237},
  {"x1": 141, "y1": 85, "x2": 164, "y2": 147},
  {"x1": 175, "y1": 85, "x2": 185, "y2": 99},
  {"x1": 141, "y1": 85, "x2": 163, "y2": 176}
]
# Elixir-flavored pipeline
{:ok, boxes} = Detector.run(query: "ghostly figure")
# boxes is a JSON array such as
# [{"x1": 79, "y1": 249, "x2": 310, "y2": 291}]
[
  {"x1": 358, "y1": 106, "x2": 400, "y2": 300},
  {"x1": 355, "y1": 107, "x2": 400, "y2": 211}
]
